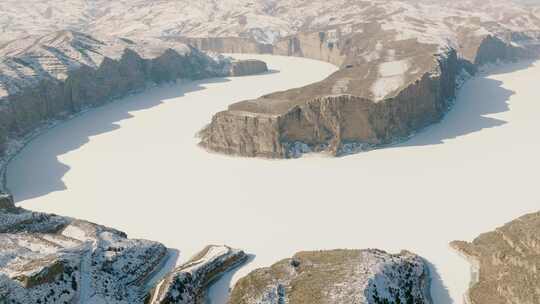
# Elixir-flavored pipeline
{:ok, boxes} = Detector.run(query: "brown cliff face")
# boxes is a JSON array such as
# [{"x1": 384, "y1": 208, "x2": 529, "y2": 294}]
[
  {"x1": 200, "y1": 111, "x2": 284, "y2": 158},
  {"x1": 173, "y1": 37, "x2": 273, "y2": 55},
  {"x1": 451, "y1": 212, "x2": 540, "y2": 304}
]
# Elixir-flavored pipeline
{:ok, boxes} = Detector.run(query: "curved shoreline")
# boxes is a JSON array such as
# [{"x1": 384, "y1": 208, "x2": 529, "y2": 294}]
[
  {"x1": 449, "y1": 247, "x2": 479, "y2": 304},
  {"x1": 0, "y1": 87, "x2": 148, "y2": 193},
  {"x1": 4, "y1": 53, "x2": 540, "y2": 304}
]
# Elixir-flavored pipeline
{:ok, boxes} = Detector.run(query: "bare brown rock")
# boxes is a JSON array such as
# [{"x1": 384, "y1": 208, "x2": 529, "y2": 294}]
[
  {"x1": 451, "y1": 212, "x2": 540, "y2": 304},
  {"x1": 229, "y1": 60, "x2": 268, "y2": 76}
]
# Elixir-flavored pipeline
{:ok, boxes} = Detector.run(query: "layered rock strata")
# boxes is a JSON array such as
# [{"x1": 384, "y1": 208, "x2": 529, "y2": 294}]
[
  {"x1": 0, "y1": 30, "x2": 231, "y2": 160},
  {"x1": 451, "y1": 212, "x2": 540, "y2": 304},
  {"x1": 149, "y1": 245, "x2": 247, "y2": 304},
  {"x1": 0, "y1": 202, "x2": 245, "y2": 304},
  {"x1": 229, "y1": 60, "x2": 268, "y2": 76},
  {"x1": 0, "y1": 205, "x2": 166, "y2": 303},
  {"x1": 229, "y1": 249, "x2": 431, "y2": 304}
]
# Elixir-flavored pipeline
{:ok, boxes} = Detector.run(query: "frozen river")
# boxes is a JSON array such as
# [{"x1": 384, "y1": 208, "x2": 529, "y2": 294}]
[{"x1": 7, "y1": 54, "x2": 540, "y2": 303}]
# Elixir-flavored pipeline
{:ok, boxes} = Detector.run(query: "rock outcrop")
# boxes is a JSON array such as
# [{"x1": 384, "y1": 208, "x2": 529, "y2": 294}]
[
  {"x1": 451, "y1": 212, "x2": 540, "y2": 304},
  {"x1": 186, "y1": 0, "x2": 540, "y2": 158},
  {"x1": 229, "y1": 60, "x2": 268, "y2": 77},
  {"x1": 229, "y1": 249, "x2": 431, "y2": 304},
  {"x1": 149, "y1": 245, "x2": 247, "y2": 304},
  {"x1": 0, "y1": 204, "x2": 246, "y2": 304},
  {"x1": 0, "y1": 205, "x2": 169, "y2": 304}
]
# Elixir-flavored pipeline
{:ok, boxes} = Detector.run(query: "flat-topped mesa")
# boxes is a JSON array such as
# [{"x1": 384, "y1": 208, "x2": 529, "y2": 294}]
[
  {"x1": 149, "y1": 245, "x2": 248, "y2": 304},
  {"x1": 200, "y1": 47, "x2": 460, "y2": 158},
  {"x1": 229, "y1": 59, "x2": 268, "y2": 76},
  {"x1": 0, "y1": 193, "x2": 13, "y2": 209},
  {"x1": 451, "y1": 211, "x2": 540, "y2": 304},
  {"x1": 189, "y1": 0, "x2": 540, "y2": 158},
  {"x1": 229, "y1": 249, "x2": 431, "y2": 304}
]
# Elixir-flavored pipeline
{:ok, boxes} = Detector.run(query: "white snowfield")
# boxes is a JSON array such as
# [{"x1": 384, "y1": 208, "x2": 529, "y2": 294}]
[{"x1": 7, "y1": 54, "x2": 540, "y2": 304}]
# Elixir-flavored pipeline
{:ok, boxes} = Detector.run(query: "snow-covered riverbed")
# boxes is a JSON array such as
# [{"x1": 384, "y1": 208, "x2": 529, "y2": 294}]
[{"x1": 7, "y1": 55, "x2": 540, "y2": 304}]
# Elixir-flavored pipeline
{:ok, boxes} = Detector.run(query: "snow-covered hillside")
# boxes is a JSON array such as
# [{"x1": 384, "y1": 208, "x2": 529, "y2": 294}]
[{"x1": 1, "y1": 0, "x2": 540, "y2": 47}]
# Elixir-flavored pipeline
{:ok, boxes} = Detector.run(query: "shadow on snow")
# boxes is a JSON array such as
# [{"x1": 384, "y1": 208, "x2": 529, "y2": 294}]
[
  {"x1": 8, "y1": 76, "x2": 231, "y2": 202},
  {"x1": 397, "y1": 60, "x2": 535, "y2": 148}
]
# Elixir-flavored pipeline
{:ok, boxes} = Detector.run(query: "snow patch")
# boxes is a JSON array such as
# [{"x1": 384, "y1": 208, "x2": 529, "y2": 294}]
[{"x1": 371, "y1": 59, "x2": 410, "y2": 101}]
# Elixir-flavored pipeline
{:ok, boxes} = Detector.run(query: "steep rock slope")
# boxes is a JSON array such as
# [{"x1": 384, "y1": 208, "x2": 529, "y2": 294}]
[
  {"x1": 0, "y1": 30, "x2": 230, "y2": 160},
  {"x1": 201, "y1": 49, "x2": 460, "y2": 157},
  {"x1": 451, "y1": 212, "x2": 540, "y2": 304},
  {"x1": 229, "y1": 249, "x2": 431, "y2": 304}
]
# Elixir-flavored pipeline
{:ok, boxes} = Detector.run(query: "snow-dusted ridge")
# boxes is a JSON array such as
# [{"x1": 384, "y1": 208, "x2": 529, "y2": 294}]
[{"x1": 0, "y1": 193, "x2": 249, "y2": 304}]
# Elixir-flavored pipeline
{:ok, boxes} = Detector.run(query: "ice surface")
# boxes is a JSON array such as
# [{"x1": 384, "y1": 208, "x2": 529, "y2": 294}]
[{"x1": 7, "y1": 55, "x2": 540, "y2": 304}]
